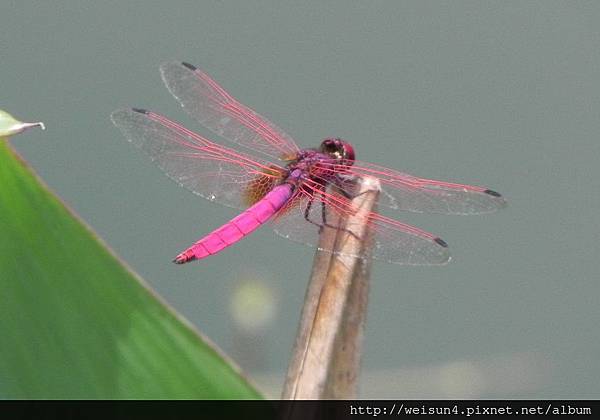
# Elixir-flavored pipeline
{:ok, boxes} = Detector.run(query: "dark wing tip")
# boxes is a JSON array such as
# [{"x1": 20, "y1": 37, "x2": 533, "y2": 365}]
[
  {"x1": 131, "y1": 108, "x2": 149, "y2": 114},
  {"x1": 181, "y1": 61, "x2": 197, "y2": 71},
  {"x1": 434, "y1": 237, "x2": 449, "y2": 248},
  {"x1": 484, "y1": 189, "x2": 502, "y2": 198}
]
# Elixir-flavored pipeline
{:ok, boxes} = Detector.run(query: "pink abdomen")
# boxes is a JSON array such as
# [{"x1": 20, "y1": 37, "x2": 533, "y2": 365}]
[{"x1": 173, "y1": 183, "x2": 294, "y2": 264}]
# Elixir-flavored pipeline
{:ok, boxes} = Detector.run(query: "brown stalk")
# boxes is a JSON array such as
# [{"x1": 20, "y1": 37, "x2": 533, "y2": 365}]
[{"x1": 281, "y1": 176, "x2": 380, "y2": 400}]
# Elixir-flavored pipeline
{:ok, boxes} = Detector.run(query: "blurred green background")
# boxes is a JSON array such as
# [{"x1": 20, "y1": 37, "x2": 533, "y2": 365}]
[{"x1": 2, "y1": 1, "x2": 599, "y2": 398}]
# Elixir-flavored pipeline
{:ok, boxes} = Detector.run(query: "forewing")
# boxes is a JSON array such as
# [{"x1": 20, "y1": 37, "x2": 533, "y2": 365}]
[
  {"x1": 111, "y1": 108, "x2": 286, "y2": 210},
  {"x1": 160, "y1": 61, "x2": 300, "y2": 161},
  {"x1": 318, "y1": 160, "x2": 506, "y2": 215}
]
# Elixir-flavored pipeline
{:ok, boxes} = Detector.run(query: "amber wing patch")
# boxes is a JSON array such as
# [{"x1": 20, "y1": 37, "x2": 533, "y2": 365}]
[{"x1": 243, "y1": 165, "x2": 286, "y2": 206}]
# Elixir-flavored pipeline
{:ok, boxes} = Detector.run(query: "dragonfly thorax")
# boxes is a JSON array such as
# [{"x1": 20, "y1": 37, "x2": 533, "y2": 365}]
[{"x1": 287, "y1": 139, "x2": 354, "y2": 178}]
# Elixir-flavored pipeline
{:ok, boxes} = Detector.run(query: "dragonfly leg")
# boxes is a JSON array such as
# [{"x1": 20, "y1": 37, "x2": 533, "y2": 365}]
[
  {"x1": 303, "y1": 197, "x2": 323, "y2": 229},
  {"x1": 303, "y1": 192, "x2": 362, "y2": 241},
  {"x1": 337, "y1": 182, "x2": 371, "y2": 201}
]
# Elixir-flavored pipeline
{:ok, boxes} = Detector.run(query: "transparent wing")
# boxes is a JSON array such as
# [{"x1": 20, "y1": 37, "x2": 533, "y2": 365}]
[
  {"x1": 317, "y1": 160, "x2": 506, "y2": 215},
  {"x1": 271, "y1": 178, "x2": 450, "y2": 265},
  {"x1": 160, "y1": 61, "x2": 300, "y2": 161},
  {"x1": 110, "y1": 108, "x2": 286, "y2": 210}
]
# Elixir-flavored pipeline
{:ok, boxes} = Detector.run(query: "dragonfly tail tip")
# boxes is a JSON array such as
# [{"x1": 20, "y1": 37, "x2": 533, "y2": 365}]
[{"x1": 173, "y1": 252, "x2": 196, "y2": 264}]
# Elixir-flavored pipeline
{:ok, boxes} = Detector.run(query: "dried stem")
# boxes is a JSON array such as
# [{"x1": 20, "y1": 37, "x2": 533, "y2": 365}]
[{"x1": 282, "y1": 177, "x2": 380, "y2": 400}]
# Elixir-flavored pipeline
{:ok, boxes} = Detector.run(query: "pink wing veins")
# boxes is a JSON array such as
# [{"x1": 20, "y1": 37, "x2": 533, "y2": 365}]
[
  {"x1": 111, "y1": 108, "x2": 285, "y2": 211},
  {"x1": 314, "y1": 160, "x2": 506, "y2": 215},
  {"x1": 160, "y1": 61, "x2": 300, "y2": 161}
]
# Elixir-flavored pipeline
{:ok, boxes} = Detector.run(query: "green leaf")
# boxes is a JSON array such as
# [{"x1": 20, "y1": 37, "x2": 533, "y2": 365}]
[
  {"x1": 0, "y1": 109, "x2": 45, "y2": 137},
  {"x1": 0, "y1": 140, "x2": 262, "y2": 399}
]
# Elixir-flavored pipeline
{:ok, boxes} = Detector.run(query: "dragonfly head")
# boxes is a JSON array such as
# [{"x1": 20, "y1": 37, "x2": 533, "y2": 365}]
[{"x1": 319, "y1": 138, "x2": 355, "y2": 164}]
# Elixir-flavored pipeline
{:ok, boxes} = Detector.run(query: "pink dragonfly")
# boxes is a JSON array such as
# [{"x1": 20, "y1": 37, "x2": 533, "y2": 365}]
[{"x1": 111, "y1": 62, "x2": 505, "y2": 265}]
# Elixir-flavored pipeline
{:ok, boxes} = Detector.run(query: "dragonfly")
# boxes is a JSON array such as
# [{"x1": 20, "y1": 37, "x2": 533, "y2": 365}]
[{"x1": 111, "y1": 62, "x2": 505, "y2": 265}]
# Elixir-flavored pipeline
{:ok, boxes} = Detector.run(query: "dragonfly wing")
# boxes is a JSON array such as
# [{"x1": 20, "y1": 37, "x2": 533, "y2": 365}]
[
  {"x1": 271, "y1": 191, "x2": 324, "y2": 250},
  {"x1": 366, "y1": 213, "x2": 450, "y2": 265},
  {"x1": 270, "y1": 180, "x2": 450, "y2": 265},
  {"x1": 111, "y1": 108, "x2": 286, "y2": 210},
  {"x1": 320, "y1": 160, "x2": 506, "y2": 215},
  {"x1": 160, "y1": 61, "x2": 300, "y2": 161}
]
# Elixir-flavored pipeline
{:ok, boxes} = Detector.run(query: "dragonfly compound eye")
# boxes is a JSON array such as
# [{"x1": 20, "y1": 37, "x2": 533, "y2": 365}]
[
  {"x1": 341, "y1": 141, "x2": 355, "y2": 162},
  {"x1": 320, "y1": 138, "x2": 354, "y2": 163}
]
